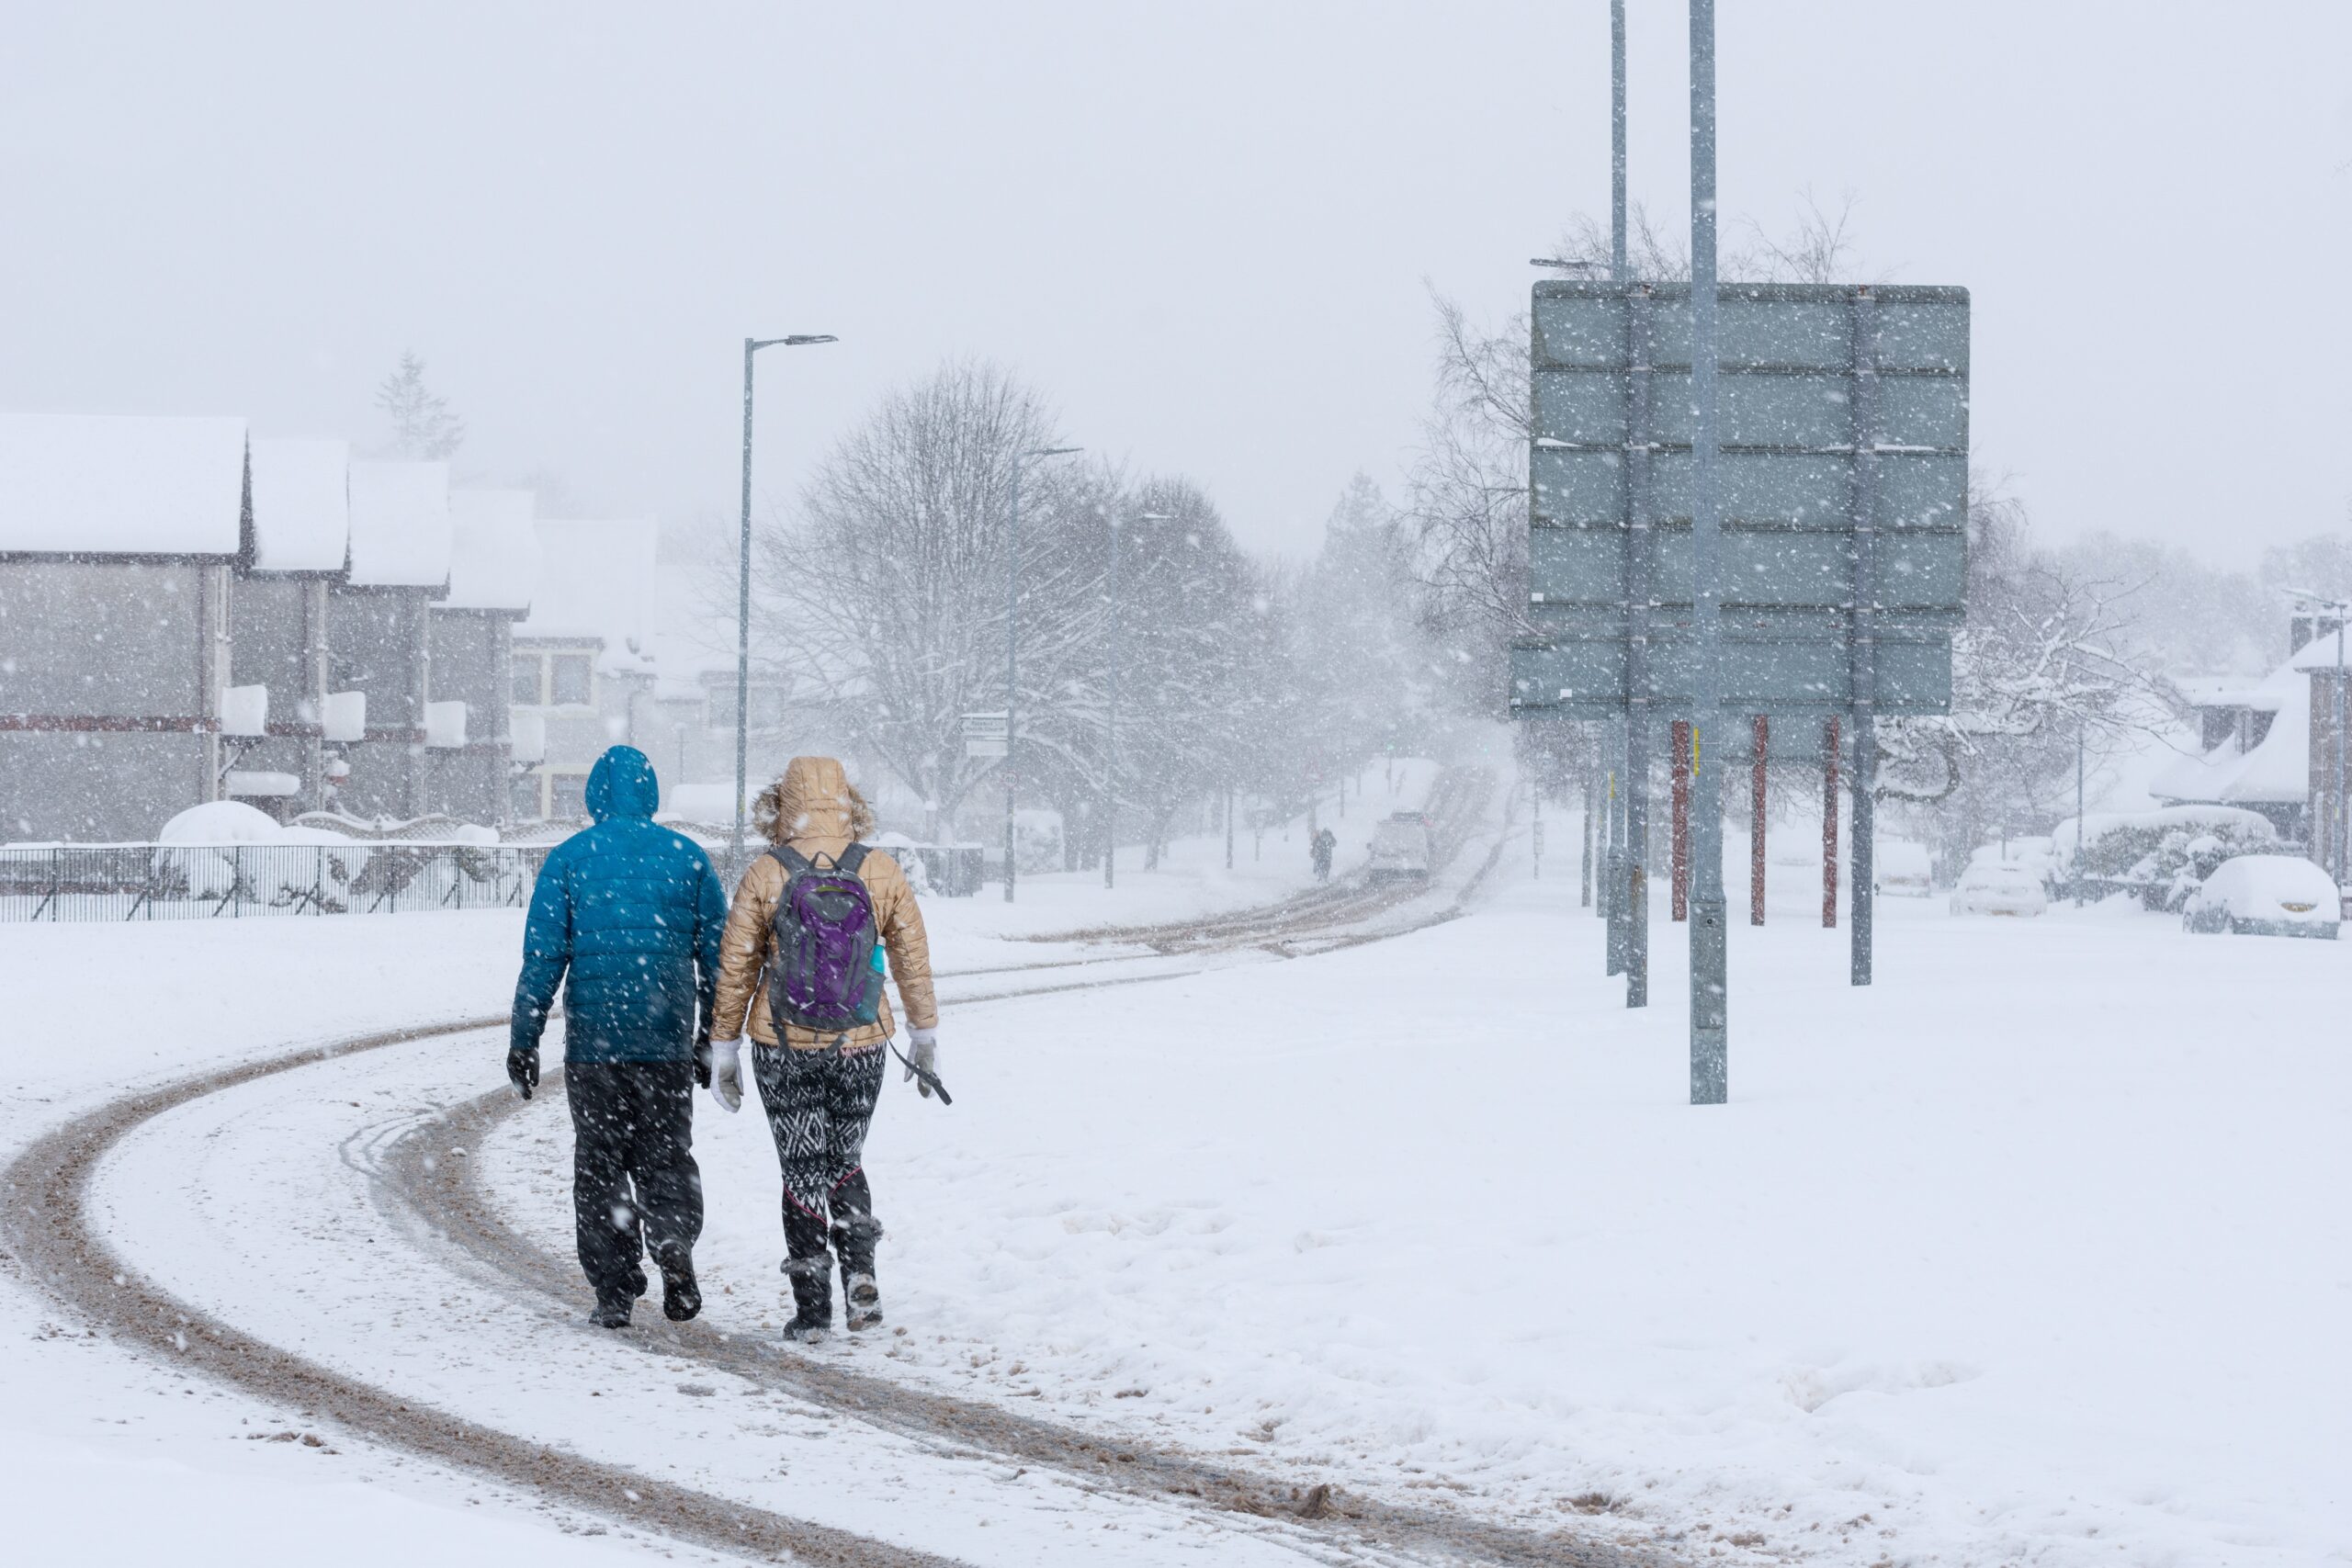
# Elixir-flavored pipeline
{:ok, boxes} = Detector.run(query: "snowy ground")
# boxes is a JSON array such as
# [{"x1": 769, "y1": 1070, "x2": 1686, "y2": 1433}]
[{"x1": 4, "y1": 793, "x2": 2346, "y2": 1564}]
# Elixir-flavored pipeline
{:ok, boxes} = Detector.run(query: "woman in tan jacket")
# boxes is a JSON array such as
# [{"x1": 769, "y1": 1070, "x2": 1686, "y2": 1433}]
[{"x1": 705, "y1": 756, "x2": 940, "y2": 1340}]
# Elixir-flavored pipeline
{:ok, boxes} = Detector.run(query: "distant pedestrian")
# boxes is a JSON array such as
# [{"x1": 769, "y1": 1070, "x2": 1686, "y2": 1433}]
[
  {"x1": 706, "y1": 756, "x2": 940, "y2": 1343},
  {"x1": 1311, "y1": 826, "x2": 1337, "y2": 882},
  {"x1": 510, "y1": 745, "x2": 728, "y2": 1329}
]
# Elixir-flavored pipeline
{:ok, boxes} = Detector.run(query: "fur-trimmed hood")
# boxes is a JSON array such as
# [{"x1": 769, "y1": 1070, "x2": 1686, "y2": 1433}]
[{"x1": 753, "y1": 755, "x2": 876, "y2": 846}]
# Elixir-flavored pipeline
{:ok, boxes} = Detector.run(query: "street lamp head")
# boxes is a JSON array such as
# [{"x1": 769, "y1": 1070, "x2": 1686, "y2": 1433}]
[
  {"x1": 1023, "y1": 446, "x2": 1082, "y2": 459},
  {"x1": 1136, "y1": 511, "x2": 1176, "y2": 522},
  {"x1": 750, "y1": 333, "x2": 839, "y2": 351},
  {"x1": 1531, "y1": 256, "x2": 1605, "y2": 272}
]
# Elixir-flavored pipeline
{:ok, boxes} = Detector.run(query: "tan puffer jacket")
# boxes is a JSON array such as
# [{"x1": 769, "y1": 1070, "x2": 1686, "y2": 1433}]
[{"x1": 710, "y1": 756, "x2": 939, "y2": 1050}]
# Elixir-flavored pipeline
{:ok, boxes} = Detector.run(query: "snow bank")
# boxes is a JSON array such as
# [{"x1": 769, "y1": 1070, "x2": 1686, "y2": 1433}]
[{"x1": 0, "y1": 412, "x2": 247, "y2": 557}]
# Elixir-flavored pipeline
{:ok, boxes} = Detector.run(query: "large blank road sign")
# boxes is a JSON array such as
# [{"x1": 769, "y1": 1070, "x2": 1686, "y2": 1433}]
[{"x1": 1510, "y1": 281, "x2": 1969, "y2": 719}]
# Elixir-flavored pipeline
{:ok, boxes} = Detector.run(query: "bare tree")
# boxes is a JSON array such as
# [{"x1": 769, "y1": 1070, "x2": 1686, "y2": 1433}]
[{"x1": 752, "y1": 360, "x2": 1095, "y2": 834}]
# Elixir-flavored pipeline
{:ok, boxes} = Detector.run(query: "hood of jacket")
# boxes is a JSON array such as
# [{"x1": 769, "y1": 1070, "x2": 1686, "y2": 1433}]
[
  {"x1": 584, "y1": 745, "x2": 660, "y2": 823},
  {"x1": 755, "y1": 755, "x2": 873, "y2": 844}
]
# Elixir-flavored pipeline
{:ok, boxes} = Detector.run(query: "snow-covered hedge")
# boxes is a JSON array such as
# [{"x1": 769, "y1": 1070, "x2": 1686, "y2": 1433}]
[{"x1": 2053, "y1": 806, "x2": 2278, "y2": 911}]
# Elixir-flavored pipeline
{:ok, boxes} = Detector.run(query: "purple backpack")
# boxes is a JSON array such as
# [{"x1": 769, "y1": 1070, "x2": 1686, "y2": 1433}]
[{"x1": 764, "y1": 843, "x2": 887, "y2": 1033}]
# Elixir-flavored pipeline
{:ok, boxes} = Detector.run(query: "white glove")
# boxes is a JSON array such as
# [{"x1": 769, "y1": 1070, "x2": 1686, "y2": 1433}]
[
  {"x1": 709, "y1": 1039, "x2": 744, "y2": 1113},
  {"x1": 905, "y1": 1028, "x2": 939, "y2": 1099}
]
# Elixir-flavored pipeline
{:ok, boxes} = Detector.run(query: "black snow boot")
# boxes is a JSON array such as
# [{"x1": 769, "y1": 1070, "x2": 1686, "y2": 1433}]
[
  {"x1": 659, "y1": 1253, "x2": 702, "y2": 1323},
  {"x1": 781, "y1": 1255, "x2": 831, "y2": 1343},
  {"x1": 592, "y1": 1289, "x2": 634, "y2": 1329}
]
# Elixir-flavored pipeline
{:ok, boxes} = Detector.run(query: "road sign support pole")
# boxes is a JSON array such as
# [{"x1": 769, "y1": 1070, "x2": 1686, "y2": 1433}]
[
  {"x1": 1686, "y1": 0, "x2": 1727, "y2": 1102},
  {"x1": 1751, "y1": 715, "x2": 1768, "y2": 925},
  {"x1": 1847, "y1": 288, "x2": 1882, "y2": 987},
  {"x1": 1579, "y1": 772, "x2": 1595, "y2": 908},
  {"x1": 1823, "y1": 716, "x2": 1840, "y2": 927},
  {"x1": 1622, "y1": 282, "x2": 1657, "y2": 1009},
  {"x1": 1670, "y1": 718, "x2": 1691, "y2": 920}
]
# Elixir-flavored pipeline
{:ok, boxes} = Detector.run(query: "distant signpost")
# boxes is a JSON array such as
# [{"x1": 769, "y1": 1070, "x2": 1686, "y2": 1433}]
[
  {"x1": 963, "y1": 711, "x2": 1010, "y2": 760},
  {"x1": 1510, "y1": 280, "x2": 1970, "y2": 1003}
]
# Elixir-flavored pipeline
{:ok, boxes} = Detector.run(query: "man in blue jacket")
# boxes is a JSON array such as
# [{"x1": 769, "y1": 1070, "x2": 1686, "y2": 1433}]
[{"x1": 510, "y1": 745, "x2": 729, "y2": 1328}]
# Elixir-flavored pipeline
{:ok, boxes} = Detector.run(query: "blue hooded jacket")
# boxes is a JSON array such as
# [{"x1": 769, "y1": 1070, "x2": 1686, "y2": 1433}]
[{"x1": 511, "y1": 746, "x2": 729, "y2": 1064}]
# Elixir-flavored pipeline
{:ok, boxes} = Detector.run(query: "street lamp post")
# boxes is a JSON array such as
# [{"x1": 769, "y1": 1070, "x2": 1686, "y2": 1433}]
[
  {"x1": 1105, "y1": 509, "x2": 1174, "y2": 889},
  {"x1": 1002, "y1": 444, "x2": 1081, "y2": 903},
  {"x1": 733, "y1": 333, "x2": 836, "y2": 883}
]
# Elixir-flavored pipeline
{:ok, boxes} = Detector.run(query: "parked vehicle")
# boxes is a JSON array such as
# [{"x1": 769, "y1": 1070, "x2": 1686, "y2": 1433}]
[
  {"x1": 1875, "y1": 839, "x2": 1934, "y2": 897},
  {"x1": 2180, "y1": 854, "x2": 2341, "y2": 939},
  {"x1": 1950, "y1": 860, "x2": 2049, "y2": 917},
  {"x1": 1368, "y1": 812, "x2": 1432, "y2": 882}
]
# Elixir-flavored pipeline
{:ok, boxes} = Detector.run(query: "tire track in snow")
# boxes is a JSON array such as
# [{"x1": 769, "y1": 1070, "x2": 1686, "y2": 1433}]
[
  {"x1": 0, "y1": 1021, "x2": 962, "y2": 1568},
  {"x1": 5, "y1": 771, "x2": 1652, "y2": 1565}
]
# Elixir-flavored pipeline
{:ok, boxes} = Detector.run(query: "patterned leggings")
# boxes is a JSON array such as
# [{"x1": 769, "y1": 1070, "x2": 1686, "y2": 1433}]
[{"x1": 752, "y1": 1041, "x2": 886, "y2": 1276}]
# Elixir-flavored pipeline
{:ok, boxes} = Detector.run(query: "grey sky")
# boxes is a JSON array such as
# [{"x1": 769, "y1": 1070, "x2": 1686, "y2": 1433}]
[{"x1": 5, "y1": 3, "x2": 2347, "y2": 562}]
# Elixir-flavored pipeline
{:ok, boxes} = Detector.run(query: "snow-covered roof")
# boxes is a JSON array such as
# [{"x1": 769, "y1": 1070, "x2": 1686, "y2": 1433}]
[
  {"x1": 2171, "y1": 675, "x2": 2280, "y2": 714},
  {"x1": 442, "y1": 489, "x2": 540, "y2": 613},
  {"x1": 345, "y1": 460, "x2": 452, "y2": 589},
  {"x1": 2150, "y1": 659, "x2": 2312, "y2": 807},
  {"x1": 516, "y1": 518, "x2": 659, "y2": 672},
  {"x1": 0, "y1": 412, "x2": 248, "y2": 558},
  {"x1": 246, "y1": 437, "x2": 349, "y2": 573}
]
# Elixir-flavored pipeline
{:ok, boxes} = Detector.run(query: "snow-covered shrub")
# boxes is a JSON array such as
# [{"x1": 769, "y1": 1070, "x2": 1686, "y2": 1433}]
[{"x1": 2069, "y1": 807, "x2": 2278, "y2": 911}]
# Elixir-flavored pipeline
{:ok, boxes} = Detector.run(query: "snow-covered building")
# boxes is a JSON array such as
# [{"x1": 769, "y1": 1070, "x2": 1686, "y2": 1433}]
[
  {"x1": 226, "y1": 436, "x2": 352, "y2": 816},
  {"x1": 329, "y1": 460, "x2": 453, "y2": 819},
  {"x1": 427, "y1": 489, "x2": 539, "y2": 822},
  {"x1": 510, "y1": 518, "x2": 660, "y2": 821},
  {"x1": 0, "y1": 412, "x2": 251, "y2": 840},
  {"x1": 2154, "y1": 624, "x2": 2352, "y2": 864}
]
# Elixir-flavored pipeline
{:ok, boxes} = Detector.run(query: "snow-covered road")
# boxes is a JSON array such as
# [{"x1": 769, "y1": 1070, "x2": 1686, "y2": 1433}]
[{"x1": 5, "y1": 789, "x2": 2346, "y2": 1565}]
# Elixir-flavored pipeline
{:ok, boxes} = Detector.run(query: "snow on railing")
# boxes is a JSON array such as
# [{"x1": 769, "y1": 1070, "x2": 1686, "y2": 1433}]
[{"x1": 0, "y1": 841, "x2": 549, "y2": 922}]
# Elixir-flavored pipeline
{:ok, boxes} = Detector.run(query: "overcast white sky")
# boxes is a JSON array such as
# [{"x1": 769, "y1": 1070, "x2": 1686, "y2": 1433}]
[{"x1": 5, "y1": 3, "x2": 2348, "y2": 562}]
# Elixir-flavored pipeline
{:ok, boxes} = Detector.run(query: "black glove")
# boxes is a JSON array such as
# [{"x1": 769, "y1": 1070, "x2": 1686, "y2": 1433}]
[
  {"x1": 506, "y1": 1045, "x2": 539, "y2": 1101},
  {"x1": 693, "y1": 1032, "x2": 713, "y2": 1089}
]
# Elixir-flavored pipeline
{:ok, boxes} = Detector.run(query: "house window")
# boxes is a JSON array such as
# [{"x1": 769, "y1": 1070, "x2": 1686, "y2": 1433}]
[
  {"x1": 511, "y1": 655, "x2": 542, "y2": 705},
  {"x1": 551, "y1": 653, "x2": 594, "y2": 706},
  {"x1": 548, "y1": 770, "x2": 590, "y2": 820}
]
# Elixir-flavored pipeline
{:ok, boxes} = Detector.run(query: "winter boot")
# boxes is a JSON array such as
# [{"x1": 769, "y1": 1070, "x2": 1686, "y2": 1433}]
[
  {"x1": 831, "y1": 1213, "x2": 884, "y2": 1331},
  {"x1": 842, "y1": 1271, "x2": 883, "y2": 1331},
  {"x1": 659, "y1": 1253, "x2": 702, "y2": 1323},
  {"x1": 592, "y1": 1288, "x2": 634, "y2": 1329},
  {"x1": 781, "y1": 1254, "x2": 832, "y2": 1343},
  {"x1": 628, "y1": 1265, "x2": 649, "y2": 1300}
]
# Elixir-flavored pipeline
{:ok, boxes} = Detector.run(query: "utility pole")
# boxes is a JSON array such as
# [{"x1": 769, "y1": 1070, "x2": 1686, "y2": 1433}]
[
  {"x1": 2075, "y1": 720, "x2": 2086, "y2": 905},
  {"x1": 734, "y1": 333, "x2": 835, "y2": 883},
  {"x1": 1001, "y1": 444, "x2": 1081, "y2": 903},
  {"x1": 1686, "y1": 0, "x2": 1729, "y2": 1104}
]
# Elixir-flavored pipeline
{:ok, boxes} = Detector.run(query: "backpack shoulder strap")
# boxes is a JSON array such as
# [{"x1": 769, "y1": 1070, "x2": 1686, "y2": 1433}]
[
  {"x1": 835, "y1": 842, "x2": 872, "y2": 877},
  {"x1": 767, "y1": 844, "x2": 814, "y2": 877}
]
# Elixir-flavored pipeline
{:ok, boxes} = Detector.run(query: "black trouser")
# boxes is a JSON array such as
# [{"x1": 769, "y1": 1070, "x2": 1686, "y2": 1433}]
[
  {"x1": 564, "y1": 1060, "x2": 703, "y2": 1300},
  {"x1": 752, "y1": 1042, "x2": 886, "y2": 1313}
]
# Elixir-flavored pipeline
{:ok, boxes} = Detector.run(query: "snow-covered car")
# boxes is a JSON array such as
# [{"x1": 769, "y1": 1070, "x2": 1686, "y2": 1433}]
[
  {"x1": 1367, "y1": 813, "x2": 1432, "y2": 882},
  {"x1": 1875, "y1": 839, "x2": 1933, "y2": 897},
  {"x1": 2180, "y1": 854, "x2": 2341, "y2": 939},
  {"x1": 1950, "y1": 860, "x2": 2048, "y2": 917}
]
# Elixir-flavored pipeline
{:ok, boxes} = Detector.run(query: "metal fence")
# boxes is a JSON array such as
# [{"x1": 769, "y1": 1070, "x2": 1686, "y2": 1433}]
[{"x1": 0, "y1": 842, "x2": 549, "y2": 922}]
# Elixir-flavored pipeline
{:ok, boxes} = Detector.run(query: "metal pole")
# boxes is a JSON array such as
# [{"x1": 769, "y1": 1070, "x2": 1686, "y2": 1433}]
[
  {"x1": 1852, "y1": 718, "x2": 1876, "y2": 986},
  {"x1": 1670, "y1": 718, "x2": 1691, "y2": 921},
  {"x1": 1823, "y1": 716, "x2": 1839, "y2": 927},
  {"x1": 1751, "y1": 715, "x2": 1768, "y2": 925},
  {"x1": 2324, "y1": 611, "x2": 2342, "y2": 893},
  {"x1": 1003, "y1": 454, "x2": 1025, "y2": 904},
  {"x1": 733, "y1": 337, "x2": 755, "y2": 885},
  {"x1": 1103, "y1": 511, "x2": 1120, "y2": 889},
  {"x1": 1611, "y1": 0, "x2": 1628, "y2": 282},
  {"x1": 1687, "y1": 0, "x2": 1727, "y2": 1103},
  {"x1": 1225, "y1": 782, "x2": 1235, "y2": 870},
  {"x1": 1579, "y1": 771, "x2": 1595, "y2": 908}
]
